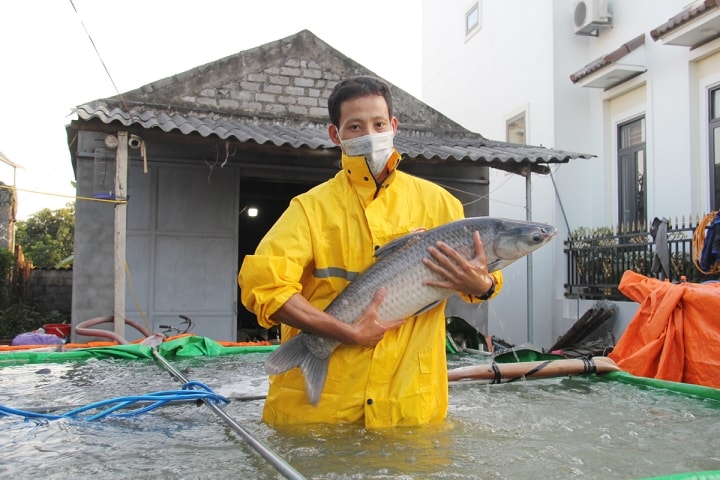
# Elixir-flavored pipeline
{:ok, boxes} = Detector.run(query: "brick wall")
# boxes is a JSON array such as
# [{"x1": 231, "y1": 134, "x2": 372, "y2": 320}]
[
  {"x1": 29, "y1": 268, "x2": 72, "y2": 312},
  {"x1": 183, "y1": 59, "x2": 337, "y2": 119}
]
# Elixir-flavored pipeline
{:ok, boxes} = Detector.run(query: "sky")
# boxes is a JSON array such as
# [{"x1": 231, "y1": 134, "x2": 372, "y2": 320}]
[{"x1": 0, "y1": 0, "x2": 423, "y2": 220}]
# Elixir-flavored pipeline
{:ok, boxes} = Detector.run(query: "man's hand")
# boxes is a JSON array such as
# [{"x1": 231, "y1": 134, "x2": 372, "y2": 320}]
[
  {"x1": 421, "y1": 230, "x2": 494, "y2": 297},
  {"x1": 349, "y1": 288, "x2": 404, "y2": 346},
  {"x1": 271, "y1": 289, "x2": 403, "y2": 347}
]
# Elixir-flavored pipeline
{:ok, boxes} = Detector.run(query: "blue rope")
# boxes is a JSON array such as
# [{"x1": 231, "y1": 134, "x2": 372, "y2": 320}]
[{"x1": 0, "y1": 381, "x2": 229, "y2": 422}]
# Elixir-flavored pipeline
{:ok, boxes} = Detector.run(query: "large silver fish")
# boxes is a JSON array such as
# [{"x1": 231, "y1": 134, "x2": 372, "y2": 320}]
[{"x1": 265, "y1": 217, "x2": 557, "y2": 404}]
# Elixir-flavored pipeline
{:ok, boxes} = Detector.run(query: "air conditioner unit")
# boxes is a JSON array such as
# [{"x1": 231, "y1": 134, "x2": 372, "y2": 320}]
[{"x1": 573, "y1": 0, "x2": 612, "y2": 36}]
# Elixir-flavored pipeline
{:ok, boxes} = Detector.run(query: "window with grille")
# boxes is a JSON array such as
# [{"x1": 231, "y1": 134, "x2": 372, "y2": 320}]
[
  {"x1": 709, "y1": 87, "x2": 720, "y2": 210},
  {"x1": 617, "y1": 117, "x2": 646, "y2": 228}
]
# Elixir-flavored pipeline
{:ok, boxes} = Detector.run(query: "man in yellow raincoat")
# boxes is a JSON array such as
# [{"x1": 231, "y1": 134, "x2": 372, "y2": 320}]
[{"x1": 239, "y1": 76, "x2": 503, "y2": 428}]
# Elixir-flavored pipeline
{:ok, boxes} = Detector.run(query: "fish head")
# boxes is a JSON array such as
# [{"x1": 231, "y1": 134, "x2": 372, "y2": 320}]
[{"x1": 485, "y1": 219, "x2": 557, "y2": 271}]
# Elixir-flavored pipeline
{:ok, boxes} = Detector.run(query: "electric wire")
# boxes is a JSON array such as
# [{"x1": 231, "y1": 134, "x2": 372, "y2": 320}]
[
  {"x1": 548, "y1": 166, "x2": 572, "y2": 235},
  {"x1": 438, "y1": 168, "x2": 525, "y2": 210},
  {"x1": 0, "y1": 183, "x2": 126, "y2": 205},
  {"x1": 548, "y1": 165, "x2": 581, "y2": 318},
  {"x1": 67, "y1": 0, "x2": 126, "y2": 109}
]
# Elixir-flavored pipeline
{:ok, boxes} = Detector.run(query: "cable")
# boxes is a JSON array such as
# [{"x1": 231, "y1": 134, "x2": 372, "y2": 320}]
[
  {"x1": 548, "y1": 165, "x2": 581, "y2": 319},
  {"x1": 548, "y1": 166, "x2": 572, "y2": 235},
  {"x1": 7, "y1": 394, "x2": 267, "y2": 416},
  {"x1": 67, "y1": 0, "x2": 124, "y2": 107},
  {"x1": 0, "y1": 386, "x2": 228, "y2": 421},
  {"x1": 150, "y1": 347, "x2": 306, "y2": 480},
  {"x1": 0, "y1": 184, "x2": 126, "y2": 205},
  {"x1": 438, "y1": 169, "x2": 525, "y2": 210}
]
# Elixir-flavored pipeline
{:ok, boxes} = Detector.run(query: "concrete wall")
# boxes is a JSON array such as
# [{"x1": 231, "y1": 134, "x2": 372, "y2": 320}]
[
  {"x1": 71, "y1": 144, "x2": 116, "y2": 334},
  {"x1": 72, "y1": 130, "x2": 240, "y2": 342},
  {"x1": 0, "y1": 181, "x2": 16, "y2": 251}
]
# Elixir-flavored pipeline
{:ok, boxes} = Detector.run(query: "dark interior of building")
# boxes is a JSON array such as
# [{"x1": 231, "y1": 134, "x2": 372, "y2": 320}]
[{"x1": 236, "y1": 178, "x2": 317, "y2": 340}]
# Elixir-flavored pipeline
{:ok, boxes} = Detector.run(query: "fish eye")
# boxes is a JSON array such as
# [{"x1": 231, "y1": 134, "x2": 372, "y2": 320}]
[{"x1": 533, "y1": 233, "x2": 542, "y2": 242}]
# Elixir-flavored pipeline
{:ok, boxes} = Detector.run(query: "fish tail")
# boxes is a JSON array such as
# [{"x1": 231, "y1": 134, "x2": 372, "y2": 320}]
[
  {"x1": 264, "y1": 333, "x2": 329, "y2": 405},
  {"x1": 300, "y1": 351, "x2": 329, "y2": 405},
  {"x1": 265, "y1": 334, "x2": 308, "y2": 374}
]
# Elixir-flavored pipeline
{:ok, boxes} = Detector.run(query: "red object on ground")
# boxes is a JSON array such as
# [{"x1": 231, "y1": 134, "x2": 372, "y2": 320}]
[
  {"x1": 609, "y1": 270, "x2": 720, "y2": 389},
  {"x1": 44, "y1": 323, "x2": 71, "y2": 338}
]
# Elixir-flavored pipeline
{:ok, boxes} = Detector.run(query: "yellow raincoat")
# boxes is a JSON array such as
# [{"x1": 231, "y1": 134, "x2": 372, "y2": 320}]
[{"x1": 239, "y1": 150, "x2": 503, "y2": 428}]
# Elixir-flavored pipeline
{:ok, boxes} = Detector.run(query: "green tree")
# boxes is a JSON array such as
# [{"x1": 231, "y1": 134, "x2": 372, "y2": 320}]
[{"x1": 15, "y1": 203, "x2": 74, "y2": 268}]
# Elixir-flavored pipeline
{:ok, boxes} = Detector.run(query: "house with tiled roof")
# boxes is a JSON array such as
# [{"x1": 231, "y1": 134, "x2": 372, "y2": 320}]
[{"x1": 421, "y1": 0, "x2": 720, "y2": 348}]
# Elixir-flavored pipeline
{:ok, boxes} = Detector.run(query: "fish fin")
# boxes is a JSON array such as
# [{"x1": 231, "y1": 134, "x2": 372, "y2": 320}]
[
  {"x1": 374, "y1": 231, "x2": 425, "y2": 260},
  {"x1": 301, "y1": 353, "x2": 330, "y2": 405},
  {"x1": 265, "y1": 334, "x2": 308, "y2": 375},
  {"x1": 412, "y1": 300, "x2": 441, "y2": 317},
  {"x1": 486, "y1": 258, "x2": 503, "y2": 272},
  {"x1": 264, "y1": 333, "x2": 330, "y2": 405}
]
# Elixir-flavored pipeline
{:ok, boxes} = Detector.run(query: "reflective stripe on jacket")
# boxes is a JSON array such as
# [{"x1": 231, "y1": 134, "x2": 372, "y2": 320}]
[{"x1": 238, "y1": 150, "x2": 503, "y2": 427}]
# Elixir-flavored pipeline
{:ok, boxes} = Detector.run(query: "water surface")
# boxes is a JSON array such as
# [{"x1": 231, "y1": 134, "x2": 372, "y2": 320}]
[{"x1": 1, "y1": 353, "x2": 718, "y2": 479}]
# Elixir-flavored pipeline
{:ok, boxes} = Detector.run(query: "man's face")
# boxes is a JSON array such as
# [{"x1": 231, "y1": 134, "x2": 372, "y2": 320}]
[{"x1": 329, "y1": 94, "x2": 397, "y2": 144}]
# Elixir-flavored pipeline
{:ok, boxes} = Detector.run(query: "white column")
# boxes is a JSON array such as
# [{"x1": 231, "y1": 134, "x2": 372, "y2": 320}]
[{"x1": 114, "y1": 131, "x2": 128, "y2": 340}]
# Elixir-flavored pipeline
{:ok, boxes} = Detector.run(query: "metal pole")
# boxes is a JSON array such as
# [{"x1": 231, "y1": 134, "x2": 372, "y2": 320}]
[
  {"x1": 526, "y1": 173, "x2": 533, "y2": 344},
  {"x1": 548, "y1": 169, "x2": 580, "y2": 319},
  {"x1": 150, "y1": 347, "x2": 305, "y2": 480}
]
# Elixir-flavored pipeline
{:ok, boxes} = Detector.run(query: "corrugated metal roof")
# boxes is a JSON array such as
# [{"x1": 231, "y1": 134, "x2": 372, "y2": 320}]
[
  {"x1": 69, "y1": 30, "x2": 594, "y2": 175},
  {"x1": 73, "y1": 101, "x2": 591, "y2": 168},
  {"x1": 0, "y1": 151, "x2": 23, "y2": 169}
]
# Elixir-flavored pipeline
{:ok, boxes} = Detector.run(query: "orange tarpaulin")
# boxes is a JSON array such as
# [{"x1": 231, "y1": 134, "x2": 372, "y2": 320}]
[{"x1": 609, "y1": 270, "x2": 720, "y2": 389}]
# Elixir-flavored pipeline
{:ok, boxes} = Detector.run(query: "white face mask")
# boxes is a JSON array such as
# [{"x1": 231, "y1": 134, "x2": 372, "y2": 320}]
[{"x1": 338, "y1": 130, "x2": 395, "y2": 177}]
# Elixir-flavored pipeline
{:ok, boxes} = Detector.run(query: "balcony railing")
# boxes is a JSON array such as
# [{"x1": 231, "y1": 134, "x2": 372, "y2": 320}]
[{"x1": 564, "y1": 216, "x2": 720, "y2": 300}]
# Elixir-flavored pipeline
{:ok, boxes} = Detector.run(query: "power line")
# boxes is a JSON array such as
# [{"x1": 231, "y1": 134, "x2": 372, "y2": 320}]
[{"x1": 67, "y1": 0, "x2": 122, "y2": 100}]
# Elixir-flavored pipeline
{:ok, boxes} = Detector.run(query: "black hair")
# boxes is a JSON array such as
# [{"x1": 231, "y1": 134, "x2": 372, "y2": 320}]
[{"x1": 327, "y1": 75, "x2": 393, "y2": 127}]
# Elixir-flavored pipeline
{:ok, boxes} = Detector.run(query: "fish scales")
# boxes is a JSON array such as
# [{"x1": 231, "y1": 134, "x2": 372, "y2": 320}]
[
  {"x1": 265, "y1": 217, "x2": 557, "y2": 404},
  {"x1": 325, "y1": 219, "x2": 490, "y2": 326}
]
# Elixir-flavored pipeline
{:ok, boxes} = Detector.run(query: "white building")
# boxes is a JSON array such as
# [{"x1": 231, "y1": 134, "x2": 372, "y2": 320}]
[{"x1": 421, "y1": 0, "x2": 719, "y2": 348}]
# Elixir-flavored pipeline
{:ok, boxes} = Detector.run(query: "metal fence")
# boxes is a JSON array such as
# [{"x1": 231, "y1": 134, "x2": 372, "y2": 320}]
[{"x1": 564, "y1": 216, "x2": 720, "y2": 300}]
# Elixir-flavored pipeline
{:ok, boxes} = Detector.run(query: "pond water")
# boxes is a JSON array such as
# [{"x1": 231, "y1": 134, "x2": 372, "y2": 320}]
[{"x1": 1, "y1": 352, "x2": 719, "y2": 479}]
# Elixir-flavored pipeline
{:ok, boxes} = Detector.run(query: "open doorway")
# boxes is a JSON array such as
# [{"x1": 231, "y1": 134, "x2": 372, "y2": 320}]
[{"x1": 237, "y1": 178, "x2": 317, "y2": 341}]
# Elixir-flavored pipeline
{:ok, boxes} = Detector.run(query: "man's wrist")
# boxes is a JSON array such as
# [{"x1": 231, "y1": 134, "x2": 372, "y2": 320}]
[{"x1": 477, "y1": 276, "x2": 496, "y2": 301}]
